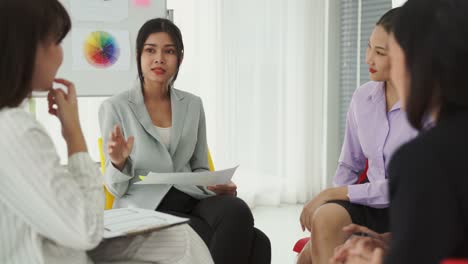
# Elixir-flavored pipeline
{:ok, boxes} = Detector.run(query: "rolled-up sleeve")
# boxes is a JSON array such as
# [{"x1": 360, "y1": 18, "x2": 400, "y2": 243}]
[
  {"x1": 333, "y1": 96, "x2": 366, "y2": 187},
  {"x1": 333, "y1": 92, "x2": 390, "y2": 208},
  {"x1": 347, "y1": 179, "x2": 389, "y2": 208}
]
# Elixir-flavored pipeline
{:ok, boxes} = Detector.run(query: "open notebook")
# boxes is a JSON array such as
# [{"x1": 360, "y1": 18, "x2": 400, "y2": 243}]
[{"x1": 103, "y1": 208, "x2": 189, "y2": 239}]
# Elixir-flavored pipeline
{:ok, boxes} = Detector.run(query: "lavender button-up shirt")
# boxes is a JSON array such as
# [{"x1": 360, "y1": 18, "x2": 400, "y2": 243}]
[{"x1": 333, "y1": 81, "x2": 419, "y2": 208}]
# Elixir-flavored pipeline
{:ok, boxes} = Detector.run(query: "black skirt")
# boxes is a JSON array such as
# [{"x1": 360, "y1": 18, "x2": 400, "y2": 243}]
[{"x1": 326, "y1": 200, "x2": 389, "y2": 233}]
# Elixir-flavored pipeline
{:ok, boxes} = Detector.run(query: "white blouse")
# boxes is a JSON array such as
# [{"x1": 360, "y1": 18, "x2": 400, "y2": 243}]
[
  {"x1": 154, "y1": 125, "x2": 172, "y2": 150},
  {"x1": 0, "y1": 108, "x2": 213, "y2": 264},
  {"x1": 0, "y1": 107, "x2": 104, "y2": 264}
]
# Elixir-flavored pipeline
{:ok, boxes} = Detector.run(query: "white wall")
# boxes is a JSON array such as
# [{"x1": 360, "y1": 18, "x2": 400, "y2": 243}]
[{"x1": 34, "y1": 97, "x2": 107, "y2": 164}]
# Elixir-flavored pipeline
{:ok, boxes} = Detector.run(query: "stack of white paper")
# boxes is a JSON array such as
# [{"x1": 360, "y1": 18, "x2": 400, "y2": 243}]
[{"x1": 135, "y1": 166, "x2": 239, "y2": 186}]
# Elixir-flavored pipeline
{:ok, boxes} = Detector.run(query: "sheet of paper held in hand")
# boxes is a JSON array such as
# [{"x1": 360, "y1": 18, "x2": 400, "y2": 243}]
[
  {"x1": 104, "y1": 208, "x2": 189, "y2": 239},
  {"x1": 135, "y1": 166, "x2": 239, "y2": 186}
]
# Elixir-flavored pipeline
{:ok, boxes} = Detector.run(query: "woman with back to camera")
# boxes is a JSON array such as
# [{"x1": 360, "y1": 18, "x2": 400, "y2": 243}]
[
  {"x1": 330, "y1": 0, "x2": 468, "y2": 263},
  {"x1": 0, "y1": 0, "x2": 213, "y2": 263},
  {"x1": 99, "y1": 18, "x2": 271, "y2": 264},
  {"x1": 297, "y1": 7, "x2": 426, "y2": 264}
]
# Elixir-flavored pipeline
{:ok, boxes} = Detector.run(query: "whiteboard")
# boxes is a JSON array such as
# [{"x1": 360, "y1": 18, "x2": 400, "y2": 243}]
[{"x1": 57, "y1": 0, "x2": 167, "y2": 96}]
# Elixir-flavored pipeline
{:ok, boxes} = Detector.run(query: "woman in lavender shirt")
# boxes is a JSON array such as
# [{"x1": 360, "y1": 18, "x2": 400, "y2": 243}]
[{"x1": 297, "y1": 8, "x2": 418, "y2": 264}]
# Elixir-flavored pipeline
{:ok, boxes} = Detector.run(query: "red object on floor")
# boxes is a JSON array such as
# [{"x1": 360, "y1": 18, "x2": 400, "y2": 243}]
[
  {"x1": 293, "y1": 237, "x2": 310, "y2": 253},
  {"x1": 293, "y1": 161, "x2": 369, "y2": 253}
]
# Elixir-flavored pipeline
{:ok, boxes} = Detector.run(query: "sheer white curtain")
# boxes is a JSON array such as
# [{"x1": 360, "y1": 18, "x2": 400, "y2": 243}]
[{"x1": 169, "y1": 0, "x2": 328, "y2": 207}]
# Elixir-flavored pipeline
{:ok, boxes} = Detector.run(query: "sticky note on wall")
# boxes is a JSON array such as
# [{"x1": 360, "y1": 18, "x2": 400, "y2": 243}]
[{"x1": 133, "y1": 0, "x2": 151, "y2": 7}]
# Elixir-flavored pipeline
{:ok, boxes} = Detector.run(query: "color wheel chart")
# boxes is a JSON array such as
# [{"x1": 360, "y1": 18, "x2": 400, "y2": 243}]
[{"x1": 83, "y1": 31, "x2": 120, "y2": 68}]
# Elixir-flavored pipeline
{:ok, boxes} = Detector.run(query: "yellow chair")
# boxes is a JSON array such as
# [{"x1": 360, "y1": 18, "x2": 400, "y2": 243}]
[
  {"x1": 98, "y1": 137, "x2": 215, "y2": 210},
  {"x1": 98, "y1": 138, "x2": 115, "y2": 210},
  {"x1": 207, "y1": 149, "x2": 215, "y2": 171}
]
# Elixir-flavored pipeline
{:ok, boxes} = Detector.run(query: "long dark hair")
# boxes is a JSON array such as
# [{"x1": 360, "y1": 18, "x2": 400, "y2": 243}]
[
  {"x1": 393, "y1": 0, "x2": 468, "y2": 129},
  {"x1": 136, "y1": 18, "x2": 184, "y2": 91},
  {"x1": 376, "y1": 7, "x2": 400, "y2": 34},
  {"x1": 0, "y1": 0, "x2": 71, "y2": 110}
]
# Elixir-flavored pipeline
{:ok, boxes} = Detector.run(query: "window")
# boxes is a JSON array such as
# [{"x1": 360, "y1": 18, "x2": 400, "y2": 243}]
[{"x1": 339, "y1": 0, "x2": 392, "y2": 140}]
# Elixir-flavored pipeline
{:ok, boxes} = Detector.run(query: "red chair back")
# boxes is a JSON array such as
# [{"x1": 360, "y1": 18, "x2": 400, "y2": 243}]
[{"x1": 356, "y1": 160, "x2": 369, "y2": 184}]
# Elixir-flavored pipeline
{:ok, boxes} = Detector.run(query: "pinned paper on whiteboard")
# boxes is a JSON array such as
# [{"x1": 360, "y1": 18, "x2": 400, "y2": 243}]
[
  {"x1": 72, "y1": 28, "x2": 131, "y2": 71},
  {"x1": 133, "y1": 0, "x2": 151, "y2": 7},
  {"x1": 70, "y1": 0, "x2": 129, "y2": 22}
]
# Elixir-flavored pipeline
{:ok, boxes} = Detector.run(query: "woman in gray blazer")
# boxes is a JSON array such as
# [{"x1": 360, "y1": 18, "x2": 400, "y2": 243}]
[{"x1": 99, "y1": 18, "x2": 270, "y2": 264}]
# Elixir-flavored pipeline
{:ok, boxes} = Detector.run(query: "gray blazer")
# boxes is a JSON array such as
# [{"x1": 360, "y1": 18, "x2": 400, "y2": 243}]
[{"x1": 99, "y1": 83, "x2": 214, "y2": 210}]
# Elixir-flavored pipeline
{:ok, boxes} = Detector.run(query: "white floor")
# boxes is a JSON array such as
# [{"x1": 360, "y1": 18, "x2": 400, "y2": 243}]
[{"x1": 252, "y1": 204, "x2": 306, "y2": 264}]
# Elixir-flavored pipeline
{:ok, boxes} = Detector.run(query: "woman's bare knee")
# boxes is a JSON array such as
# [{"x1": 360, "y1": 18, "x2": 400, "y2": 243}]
[
  {"x1": 309, "y1": 203, "x2": 353, "y2": 263},
  {"x1": 311, "y1": 203, "x2": 353, "y2": 236}
]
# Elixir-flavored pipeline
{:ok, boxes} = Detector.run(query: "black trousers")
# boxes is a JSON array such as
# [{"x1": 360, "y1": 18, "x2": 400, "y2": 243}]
[{"x1": 156, "y1": 187, "x2": 271, "y2": 264}]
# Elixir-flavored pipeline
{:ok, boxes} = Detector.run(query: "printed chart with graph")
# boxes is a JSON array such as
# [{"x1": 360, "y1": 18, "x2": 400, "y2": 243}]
[{"x1": 83, "y1": 31, "x2": 120, "y2": 68}]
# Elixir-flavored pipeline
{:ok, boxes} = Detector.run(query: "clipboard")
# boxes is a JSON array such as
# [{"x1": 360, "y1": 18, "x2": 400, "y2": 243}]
[{"x1": 103, "y1": 208, "x2": 189, "y2": 239}]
